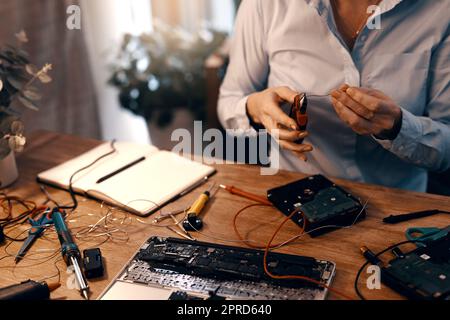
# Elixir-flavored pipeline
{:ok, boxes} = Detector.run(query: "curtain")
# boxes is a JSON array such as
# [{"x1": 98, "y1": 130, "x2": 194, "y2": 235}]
[
  {"x1": 152, "y1": 0, "x2": 235, "y2": 32},
  {"x1": 0, "y1": 0, "x2": 100, "y2": 139},
  {"x1": 80, "y1": 0, "x2": 151, "y2": 143}
]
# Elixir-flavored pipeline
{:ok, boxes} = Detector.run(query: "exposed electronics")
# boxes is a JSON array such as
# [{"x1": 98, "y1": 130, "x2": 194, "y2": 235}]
[
  {"x1": 267, "y1": 175, "x2": 366, "y2": 237},
  {"x1": 382, "y1": 231, "x2": 450, "y2": 300},
  {"x1": 100, "y1": 237, "x2": 336, "y2": 300}
]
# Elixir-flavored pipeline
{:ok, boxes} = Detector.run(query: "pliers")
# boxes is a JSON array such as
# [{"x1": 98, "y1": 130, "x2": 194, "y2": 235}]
[
  {"x1": 289, "y1": 93, "x2": 308, "y2": 144},
  {"x1": 15, "y1": 208, "x2": 54, "y2": 263},
  {"x1": 406, "y1": 225, "x2": 450, "y2": 247}
]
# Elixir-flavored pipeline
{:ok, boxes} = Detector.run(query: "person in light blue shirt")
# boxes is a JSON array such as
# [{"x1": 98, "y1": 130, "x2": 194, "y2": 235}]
[{"x1": 218, "y1": 0, "x2": 450, "y2": 192}]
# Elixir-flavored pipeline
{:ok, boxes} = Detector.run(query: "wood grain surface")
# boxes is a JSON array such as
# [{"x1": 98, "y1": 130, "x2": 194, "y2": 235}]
[{"x1": 0, "y1": 130, "x2": 449, "y2": 300}]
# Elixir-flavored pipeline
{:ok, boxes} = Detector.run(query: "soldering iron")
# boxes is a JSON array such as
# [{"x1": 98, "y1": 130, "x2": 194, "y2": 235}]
[{"x1": 52, "y1": 209, "x2": 90, "y2": 299}]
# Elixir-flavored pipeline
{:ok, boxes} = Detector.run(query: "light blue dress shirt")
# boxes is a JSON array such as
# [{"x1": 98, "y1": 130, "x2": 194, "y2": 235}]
[{"x1": 218, "y1": 0, "x2": 450, "y2": 191}]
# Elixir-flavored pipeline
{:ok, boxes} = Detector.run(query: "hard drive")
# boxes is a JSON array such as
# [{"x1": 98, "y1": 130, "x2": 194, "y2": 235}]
[{"x1": 267, "y1": 175, "x2": 366, "y2": 237}]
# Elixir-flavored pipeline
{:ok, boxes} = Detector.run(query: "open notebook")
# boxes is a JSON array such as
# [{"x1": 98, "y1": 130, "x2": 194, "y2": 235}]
[{"x1": 37, "y1": 142, "x2": 216, "y2": 216}]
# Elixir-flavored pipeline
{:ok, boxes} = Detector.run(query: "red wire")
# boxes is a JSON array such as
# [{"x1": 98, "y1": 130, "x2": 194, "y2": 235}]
[
  {"x1": 225, "y1": 188, "x2": 354, "y2": 300},
  {"x1": 262, "y1": 210, "x2": 354, "y2": 300},
  {"x1": 229, "y1": 192, "x2": 354, "y2": 300}
]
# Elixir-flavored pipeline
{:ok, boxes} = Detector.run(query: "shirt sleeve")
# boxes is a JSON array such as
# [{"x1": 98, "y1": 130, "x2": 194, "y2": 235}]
[
  {"x1": 217, "y1": 0, "x2": 269, "y2": 133},
  {"x1": 375, "y1": 28, "x2": 450, "y2": 172}
]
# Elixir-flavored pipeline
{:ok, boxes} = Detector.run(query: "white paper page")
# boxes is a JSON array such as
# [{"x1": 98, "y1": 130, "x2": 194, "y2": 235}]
[
  {"x1": 38, "y1": 142, "x2": 159, "y2": 191},
  {"x1": 89, "y1": 151, "x2": 215, "y2": 214}
]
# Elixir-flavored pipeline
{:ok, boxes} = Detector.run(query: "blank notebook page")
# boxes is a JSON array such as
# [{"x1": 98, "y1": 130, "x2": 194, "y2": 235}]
[
  {"x1": 38, "y1": 142, "x2": 159, "y2": 191},
  {"x1": 38, "y1": 142, "x2": 215, "y2": 215},
  {"x1": 90, "y1": 151, "x2": 215, "y2": 213}
]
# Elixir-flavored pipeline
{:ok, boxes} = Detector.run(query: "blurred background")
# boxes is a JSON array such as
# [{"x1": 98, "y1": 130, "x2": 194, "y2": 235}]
[
  {"x1": 0, "y1": 0, "x2": 448, "y2": 195},
  {"x1": 0, "y1": 0, "x2": 240, "y2": 145}
]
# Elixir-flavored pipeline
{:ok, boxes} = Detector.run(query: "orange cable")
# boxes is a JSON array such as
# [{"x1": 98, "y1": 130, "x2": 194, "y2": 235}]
[
  {"x1": 226, "y1": 186, "x2": 355, "y2": 300},
  {"x1": 232, "y1": 203, "x2": 298, "y2": 249},
  {"x1": 262, "y1": 210, "x2": 354, "y2": 300}
]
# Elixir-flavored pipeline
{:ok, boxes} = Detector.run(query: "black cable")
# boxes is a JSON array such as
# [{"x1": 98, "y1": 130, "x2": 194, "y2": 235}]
[
  {"x1": 58, "y1": 140, "x2": 117, "y2": 211},
  {"x1": 354, "y1": 240, "x2": 423, "y2": 300},
  {"x1": 0, "y1": 196, "x2": 39, "y2": 242}
]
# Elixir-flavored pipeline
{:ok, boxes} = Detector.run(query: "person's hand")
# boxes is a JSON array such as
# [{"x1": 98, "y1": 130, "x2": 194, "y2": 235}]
[
  {"x1": 331, "y1": 85, "x2": 403, "y2": 140},
  {"x1": 247, "y1": 86, "x2": 313, "y2": 161}
]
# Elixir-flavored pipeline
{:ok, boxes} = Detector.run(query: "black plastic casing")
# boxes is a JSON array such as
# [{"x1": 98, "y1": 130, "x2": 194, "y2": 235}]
[{"x1": 83, "y1": 248, "x2": 105, "y2": 279}]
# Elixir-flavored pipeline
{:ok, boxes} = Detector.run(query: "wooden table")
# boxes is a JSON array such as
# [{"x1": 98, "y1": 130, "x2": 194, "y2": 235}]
[{"x1": 1, "y1": 131, "x2": 449, "y2": 300}]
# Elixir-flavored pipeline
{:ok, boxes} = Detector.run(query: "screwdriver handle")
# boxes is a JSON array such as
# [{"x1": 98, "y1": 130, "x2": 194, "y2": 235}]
[{"x1": 221, "y1": 185, "x2": 272, "y2": 206}]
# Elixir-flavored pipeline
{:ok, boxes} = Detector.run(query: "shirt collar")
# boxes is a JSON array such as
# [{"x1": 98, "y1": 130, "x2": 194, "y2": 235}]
[{"x1": 304, "y1": 0, "x2": 404, "y2": 16}]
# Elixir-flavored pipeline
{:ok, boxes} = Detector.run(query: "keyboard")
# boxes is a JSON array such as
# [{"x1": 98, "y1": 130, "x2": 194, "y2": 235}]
[{"x1": 107, "y1": 237, "x2": 336, "y2": 300}]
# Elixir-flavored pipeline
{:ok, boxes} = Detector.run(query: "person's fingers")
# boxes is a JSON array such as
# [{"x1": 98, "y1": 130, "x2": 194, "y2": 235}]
[
  {"x1": 276, "y1": 130, "x2": 308, "y2": 142},
  {"x1": 345, "y1": 87, "x2": 385, "y2": 113},
  {"x1": 278, "y1": 140, "x2": 314, "y2": 153},
  {"x1": 273, "y1": 86, "x2": 299, "y2": 104},
  {"x1": 331, "y1": 90, "x2": 375, "y2": 120},
  {"x1": 292, "y1": 151, "x2": 308, "y2": 162},
  {"x1": 347, "y1": 86, "x2": 388, "y2": 99},
  {"x1": 261, "y1": 116, "x2": 298, "y2": 140},
  {"x1": 331, "y1": 97, "x2": 372, "y2": 135},
  {"x1": 265, "y1": 99, "x2": 299, "y2": 130},
  {"x1": 338, "y1": 84, "x2": 350, "y2": 92}
]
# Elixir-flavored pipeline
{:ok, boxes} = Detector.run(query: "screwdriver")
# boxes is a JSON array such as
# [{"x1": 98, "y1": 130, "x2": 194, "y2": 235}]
[
  {"x1": 219, "y1": 185, "x2": 272, "y2": 206},
  {"x1": 52, "y1": 209, "x2": 90, "y2": 300}
]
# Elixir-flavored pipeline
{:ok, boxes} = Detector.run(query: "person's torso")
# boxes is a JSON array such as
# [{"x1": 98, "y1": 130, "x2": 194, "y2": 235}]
[{"x1": 260, "y1": 0, "x2": 448, "y2": 191}]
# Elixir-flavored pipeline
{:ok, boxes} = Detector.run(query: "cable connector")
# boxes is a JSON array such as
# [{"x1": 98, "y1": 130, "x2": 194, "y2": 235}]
[{"x1": 360, "y1": 246, "x2": 383, "y2": 267}]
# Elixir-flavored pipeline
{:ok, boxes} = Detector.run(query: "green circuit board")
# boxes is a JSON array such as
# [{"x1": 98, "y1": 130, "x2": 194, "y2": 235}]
[{"x1": 384, "y1": 234, "x2": 450, "y2": 300}]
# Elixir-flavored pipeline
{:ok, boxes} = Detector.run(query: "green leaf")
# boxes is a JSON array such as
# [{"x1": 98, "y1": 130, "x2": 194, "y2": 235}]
[
  {"x1": 25, "y1": 64, "x2": 38, "y2": 76},
  {"x1": 38, "y1": 73, "x2": 52, "y2": 83},
  {"x1": 18, "y1": 95, "x2": 39, "y2": 111},
  {"x1": 0, "y1": 106, "x2": 20, "y2": 116},
  {"x1": 22, "y1": 87, "x2": 42, "y2": 101},
  {"x1": 6, "y1": 75, "x2": 25, "y2": 90}
]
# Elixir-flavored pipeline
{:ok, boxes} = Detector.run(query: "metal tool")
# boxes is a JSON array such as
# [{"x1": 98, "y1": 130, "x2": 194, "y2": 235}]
[
  {"x1": 384, "y1": 209, "x2": 450, "y2": 224},
  {"x1": 289, "y1": 93, "x2": 308, "y2": 144},
  {"x1": 52, "y1": 208, "x2": 90, "y2": 299},
  {"x1": 406, "y1": 225, "x2": 450, "y2": 247},
  {"x1": 219, "y1": 184, "x2": 272, "y2": 206},
  {"x1": 15, "y1": 208, "x2": 53, "y2": 263}
]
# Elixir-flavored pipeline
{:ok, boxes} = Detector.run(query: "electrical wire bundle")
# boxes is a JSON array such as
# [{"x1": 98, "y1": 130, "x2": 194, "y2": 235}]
[
  {"x1": 0, "y1": 194, "x2": 43, "y2": 242},
  {"x1": 229, "y1": 200, "x2": 360, "y2": 300}
]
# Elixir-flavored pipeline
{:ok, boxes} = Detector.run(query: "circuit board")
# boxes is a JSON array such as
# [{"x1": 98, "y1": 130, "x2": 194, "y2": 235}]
[
  {"x1": 268, "y1": 175, "x2": 366, "y2": 237},
  {"x1": 383, "y1": 233, "x2": 450, "y2": 300},
  {"x1": 101, "y1": 237, "x2": 336, "y2": 300}
]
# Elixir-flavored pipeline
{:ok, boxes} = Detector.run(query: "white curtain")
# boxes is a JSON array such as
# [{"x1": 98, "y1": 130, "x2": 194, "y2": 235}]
[
  {"x1": 80, "y1": 0, "x2": 235, "y2": 144},
  {"x1": 152, "y1": 0, "x2": 235, "y2": 33},
  {"x1": 80, "y1": 0, "x2": 152, "y2": 144}
]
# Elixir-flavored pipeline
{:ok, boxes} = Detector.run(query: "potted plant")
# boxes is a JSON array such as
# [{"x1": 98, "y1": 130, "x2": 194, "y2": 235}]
[
  {"x1": 108, "y1": 21, "x2": 226, "y2": 149},
  {"x1": 0, "y1": 31, "x2": 52, "y2": 187}
]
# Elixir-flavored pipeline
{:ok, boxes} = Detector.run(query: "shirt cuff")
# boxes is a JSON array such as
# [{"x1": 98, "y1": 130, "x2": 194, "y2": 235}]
[
  {"x1": 373, "y1": 107, "x2": 423, "y2": 155},
  {"x1": 225, "y1": 96, "x2": 258, "y2": 136}
]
